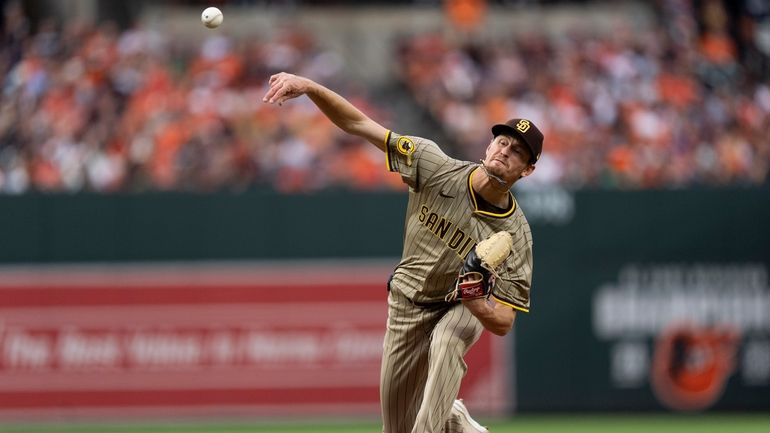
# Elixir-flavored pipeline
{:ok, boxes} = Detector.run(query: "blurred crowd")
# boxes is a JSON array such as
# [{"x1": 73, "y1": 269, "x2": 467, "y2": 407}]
[
  {"x1": 397, "y1": 0, "x2": 770, "y2": 188},
  {"x1": 1, "y1": 1, "x2": 768, "y2": 194},
  {"x1": 0, "y1": 3, "x2": 399, "y2": 194}
]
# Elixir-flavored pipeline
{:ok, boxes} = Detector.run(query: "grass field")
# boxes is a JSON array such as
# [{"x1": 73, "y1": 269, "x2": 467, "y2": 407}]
[{"x1": 3, "y1": 414, "x2": 770, "y2": 433}]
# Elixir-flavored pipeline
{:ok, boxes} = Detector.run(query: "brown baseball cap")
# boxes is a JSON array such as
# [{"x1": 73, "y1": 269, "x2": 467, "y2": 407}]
[{"x1": 491, "y1": 118, "x2": 544, "y2": 164}]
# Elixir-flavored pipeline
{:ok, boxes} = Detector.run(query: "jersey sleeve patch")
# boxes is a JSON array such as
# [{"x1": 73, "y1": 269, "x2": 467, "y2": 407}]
[
  {"x1": 386, "y1": 132, "x2": 421, "y2": 171},
  {"x1": 386, "y1": 133, "x2": 449, "y2": 190},
  {"x1": 396, "y1": 136, "x2": 416, "y2": 162}
]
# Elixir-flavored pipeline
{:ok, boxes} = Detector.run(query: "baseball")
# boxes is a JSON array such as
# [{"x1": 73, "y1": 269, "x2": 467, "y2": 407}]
[{"x1": 201, "y1": 7, "x2": 223, "y2": 29}]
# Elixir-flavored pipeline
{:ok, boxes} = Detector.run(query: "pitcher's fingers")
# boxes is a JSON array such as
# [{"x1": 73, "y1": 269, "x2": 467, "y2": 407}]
[
  {"x1": 275, "y1": 92, "x2": 294, "y2": 105},
  {"x1": 268, "y1": 73, "x2": 284, "y2": 85},
  {"x1": 265, "y1": 82, "x2": 287, "y2": 103},
  {"x1": 272, "y1": 84, "x2": 292, "y2": 104},
  {"x1": 262, "y1": 85, "x2": 277, "y2": 102}
]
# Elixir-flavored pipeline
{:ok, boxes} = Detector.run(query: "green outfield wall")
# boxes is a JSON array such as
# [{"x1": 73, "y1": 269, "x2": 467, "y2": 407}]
[
  {"x1": 0, "y1": 191, "x2": 407, "y2": 262},
  {"x1": 513, "y1": 188, "x2": 770, "y2": 412},
  {"x1": 1, "y1": 188, "x2": 768, "y2": 412}
]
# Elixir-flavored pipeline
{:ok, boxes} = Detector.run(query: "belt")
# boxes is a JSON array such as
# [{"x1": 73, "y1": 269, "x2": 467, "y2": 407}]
[
  {"x1": 409, "y1": 298, "x2": 449, "y2": 308},
  {"x1": 388, "y1": 274, "x2": 457, "y2": 308}
]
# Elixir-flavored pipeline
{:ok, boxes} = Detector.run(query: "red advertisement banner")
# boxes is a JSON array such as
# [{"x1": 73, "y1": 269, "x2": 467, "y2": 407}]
[{"x1": 0, "y1": 263, "x2": 509, "y2": 420}]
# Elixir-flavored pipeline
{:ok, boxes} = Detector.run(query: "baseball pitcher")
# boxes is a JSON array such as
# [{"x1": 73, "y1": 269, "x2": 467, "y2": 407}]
[{"x1": 263, "y1": 73, "x2": 542, "y2": 433}]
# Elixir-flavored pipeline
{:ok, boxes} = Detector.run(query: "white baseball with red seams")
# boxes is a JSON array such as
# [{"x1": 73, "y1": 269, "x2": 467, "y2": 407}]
[{"x1": 201, "y1": 7, "x2": 223, "y2": 29}]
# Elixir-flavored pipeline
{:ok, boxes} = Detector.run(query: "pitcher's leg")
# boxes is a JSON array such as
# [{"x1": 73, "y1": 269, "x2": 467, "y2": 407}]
[
  {"x1": 411, "y1": 303, "x2": 484, "y2": 433},
  {"x1": 381, "y1": 290, "x2": 432, "y2": 433}
]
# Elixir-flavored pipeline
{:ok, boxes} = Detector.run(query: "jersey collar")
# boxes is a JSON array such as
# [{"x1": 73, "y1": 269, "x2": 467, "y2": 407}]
[{"x1": 468, "y1": 167, "x2": 517, "y2": 218}]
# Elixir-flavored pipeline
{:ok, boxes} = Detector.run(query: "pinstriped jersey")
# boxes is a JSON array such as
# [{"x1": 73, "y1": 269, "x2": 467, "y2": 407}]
[{"x1": 384, "y1": 132, "x2": 534, "y2": 313}]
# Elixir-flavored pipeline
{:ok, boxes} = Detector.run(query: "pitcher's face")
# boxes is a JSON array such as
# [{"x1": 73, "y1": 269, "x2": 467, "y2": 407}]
[{"x1": 484, "y1": 134, "x2": 535, "y2": 183}]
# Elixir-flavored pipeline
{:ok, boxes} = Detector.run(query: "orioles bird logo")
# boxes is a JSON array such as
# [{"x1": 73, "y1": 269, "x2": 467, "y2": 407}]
[{"x1": 650, "y1": 323, "x2": 739, "y2": 411}]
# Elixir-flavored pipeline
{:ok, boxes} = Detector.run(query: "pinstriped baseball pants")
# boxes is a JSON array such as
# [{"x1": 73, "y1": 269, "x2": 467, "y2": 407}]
[{"x1": 381, "y1": 287, "x2": 484, "y2": 433}]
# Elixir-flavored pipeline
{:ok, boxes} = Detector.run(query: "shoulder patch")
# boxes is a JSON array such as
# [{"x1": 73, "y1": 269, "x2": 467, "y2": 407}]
[
  {"x1": 397, "y1": 137, "x2": 416, "y2": 156},
  {"x1": 396, "y1": 137, "x2": 416, "y2": 166}
]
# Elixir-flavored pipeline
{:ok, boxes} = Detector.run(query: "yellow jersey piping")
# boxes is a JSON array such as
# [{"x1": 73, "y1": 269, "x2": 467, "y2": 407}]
[
  {"x1": 468, "y1": 168, "x2": 516, "y2": 218},
  {"x1": 492, "y1": 295, "x2": 529, "y2": 313},
  {"x1": 383, "y1": 130, "x2": 394, "y2": 172}
]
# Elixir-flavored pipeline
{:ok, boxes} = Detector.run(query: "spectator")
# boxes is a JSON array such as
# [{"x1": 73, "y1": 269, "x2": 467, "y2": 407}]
[
  {"x1": 396, "y1": 2, "x2": 769, "y2": 189},
  {"x1": 1, "y1": 1, "x2": 767, "y2": 193},
  {"x1": 0, "y1": 11, "x2": 399, "y2": 194}
]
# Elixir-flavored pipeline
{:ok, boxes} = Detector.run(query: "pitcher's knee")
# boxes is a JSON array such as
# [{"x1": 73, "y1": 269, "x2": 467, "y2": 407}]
[
  {"x1": 432, "y1": 332, "x2": 470, "y2": 354},
  {"x1": 430, "y1": 338, "x2": 468, "y2": 371}
]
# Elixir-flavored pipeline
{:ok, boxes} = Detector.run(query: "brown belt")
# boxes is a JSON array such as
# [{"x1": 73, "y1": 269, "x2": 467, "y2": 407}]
[{"x1": 409, "y1": 298, "x2": 456, "y2": 308}]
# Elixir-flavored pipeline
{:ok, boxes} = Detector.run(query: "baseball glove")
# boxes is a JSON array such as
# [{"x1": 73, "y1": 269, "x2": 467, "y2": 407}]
[{"x1": 445, "y1": 231, "x2": 513, "y2": 302}]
